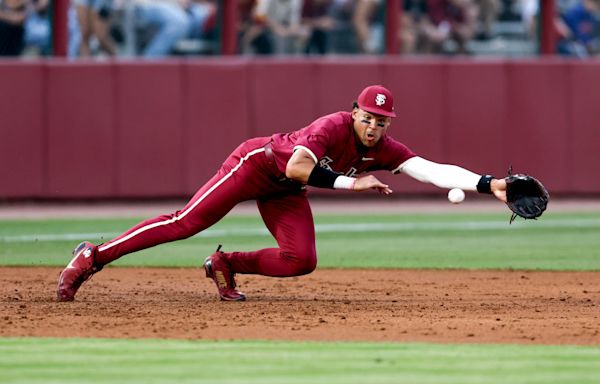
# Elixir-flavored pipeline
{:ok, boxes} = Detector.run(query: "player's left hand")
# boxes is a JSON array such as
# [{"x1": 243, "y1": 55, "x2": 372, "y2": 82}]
[{"x1": 354, "y1": 175, "x2": 393, "y2": 195}]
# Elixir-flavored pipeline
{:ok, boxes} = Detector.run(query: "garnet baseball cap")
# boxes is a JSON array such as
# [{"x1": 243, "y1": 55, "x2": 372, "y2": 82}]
[{"x1": 357, "y1": 85, "x2": 396, "y2": 117}]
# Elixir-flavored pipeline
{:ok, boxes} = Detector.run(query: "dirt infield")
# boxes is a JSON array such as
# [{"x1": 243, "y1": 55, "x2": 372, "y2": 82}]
[
  {"x1": 2, "y1": 267, "x2": 599, "y2": 345},
  {"x1": 2, "y1": 199, "x2": 599, "y2": 345}
]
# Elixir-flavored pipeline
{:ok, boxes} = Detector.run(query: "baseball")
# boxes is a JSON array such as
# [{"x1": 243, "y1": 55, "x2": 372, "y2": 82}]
[{"x1": 448, "y1": 188, "x2": 465, "y2": 204}]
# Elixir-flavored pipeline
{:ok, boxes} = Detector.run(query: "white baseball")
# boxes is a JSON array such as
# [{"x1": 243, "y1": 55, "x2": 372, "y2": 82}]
[{"x1": 448, "y1": 188, "x2": 465, "y2": 204}]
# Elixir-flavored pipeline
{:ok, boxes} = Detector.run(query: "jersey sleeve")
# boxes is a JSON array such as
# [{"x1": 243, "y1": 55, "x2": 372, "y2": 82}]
[
  {"x1": 292, "y1": 114, "x2": 347, "y2": 163},
  {"x1": 379, "y1": 137, "x2": 417, "y2": 173}
]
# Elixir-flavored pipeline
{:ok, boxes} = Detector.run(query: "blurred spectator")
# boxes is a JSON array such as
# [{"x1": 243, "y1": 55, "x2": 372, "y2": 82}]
[
  {"x1": 497, "y1": 0, "x2": 520, "y2": 20},
  {"x1": 106, "y1": 0, "x2": 214, "y2": 58},
  {"x1": 352, "y1": 0, "x2": 434, "y2": 54},
  {"x1": 134, "y1": 0, "x2": 189, "y2": 57},
  {"x1": 520, "y1": 0, "x2": 538, "y2": 38},
  {"x1": 241, "y1": 0, "x2": 305, "y2": 55},
  {"x1": 352, "y1": 0, "x2": 385, "y2": 53},
  {"x1": 187, "y1": 0, "x2": 215, "y2": 41},
  {"x1": 325, "y1": 0, "x2": 357, "y2": 53},
  {"x1": 402, "y1": 0, "x2": 431, "y2": 53},
  {"x1": 0, "y1": 0, "x2": 28, "y2": 55},
  {"x1": 474, "y1": 0, "x2": 500, "y2": 40},
  {"x1": 557, "y1": 0, "x2": 600, "y2": 57},
  {"x1": 521, "y1": 0, "x2": 575, "y2": 40},
  {"x1": 75, "y1": 0, "x2": 118, "y2": 56},
  {"x1": 521, "y1": 0, "x2": 581, "y2": 42},
  {"x1": 301, "y1": 0, "x2": 335, "y2": 54},
  {"x1": 23, "y1": 0, "x2": 49, "y2": 55},
  {"x1": 237, "y1": 0, "x2": 257, "y2": 52},
  {"x1": 69, "y1": 4, "x2": 82, "y2": 57},
  {"x1": 424, "y1": 0, "x2": 478, "y2": 54},
  {"x1": 173, "y1": 0, "x2": 217, "y2": 55}
]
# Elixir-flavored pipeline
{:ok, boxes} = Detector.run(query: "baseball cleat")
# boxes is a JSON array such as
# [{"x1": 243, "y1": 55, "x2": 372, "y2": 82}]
[
  {"x1": 204, "y1": 245, "x2": 246, "y2": 301},
  {"x1": 57, "y1": 241, "x2": 103, "y2": 302}
]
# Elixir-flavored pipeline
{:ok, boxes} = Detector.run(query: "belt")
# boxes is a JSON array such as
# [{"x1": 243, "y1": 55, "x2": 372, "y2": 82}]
[
  {"x1": 263, "y1": 141, "x2": 283, "y2": 178},
  {"x1": 264, "y1": 142, "x2": 275, "y2": 166},
  {"x1": 263, "y1": 142, "x2": 303, "y2": 189}
]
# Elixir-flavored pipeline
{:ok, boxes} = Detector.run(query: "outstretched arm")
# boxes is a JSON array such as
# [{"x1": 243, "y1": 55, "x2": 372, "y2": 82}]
[
  {"x1": 399, "y1": 156, "x2": 507, "y2": 202},
  {"x1": 286, "y1": 149, "x2": 392, "y2": 194}
]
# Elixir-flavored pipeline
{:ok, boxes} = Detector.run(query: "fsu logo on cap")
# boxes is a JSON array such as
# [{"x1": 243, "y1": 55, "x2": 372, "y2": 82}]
[
  {"x1": 357, "y1": 85, "x2": 396, "y2": 117},
  {"x1": 375, "y1": 93, "x2": 386, "y2": 106}
]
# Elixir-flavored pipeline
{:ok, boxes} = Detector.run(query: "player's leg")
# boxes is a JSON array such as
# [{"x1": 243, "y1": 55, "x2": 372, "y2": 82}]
[
  {"x1": 58, "y1": 145, "x2": 268, "y2": 301},
  {"x1": 95, "y1": 168, "x2": 258, "y2": 265},
  {"x1": 90, "y1": 7, "x2": 117, "y2": 56},
  {"x1": 224, "y1": 191, "x2": 317, "y2": 277},
  {"x1": 57, "y1": 170, "x2": 241, "y2": 301},
  {"x1": 75, "y1": 3, "x2": 92, "y2": 56},
  {"x1": 203, "y1": 191, "x2": 315, "y2": 301}
]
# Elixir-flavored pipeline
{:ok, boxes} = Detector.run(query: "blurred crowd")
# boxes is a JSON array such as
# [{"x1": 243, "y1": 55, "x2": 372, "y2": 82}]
[{"x1": 1, "y1": 0, "x2": 599, "y2": 58}]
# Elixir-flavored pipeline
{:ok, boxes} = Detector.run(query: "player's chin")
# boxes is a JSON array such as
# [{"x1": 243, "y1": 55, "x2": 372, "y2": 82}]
[{"x1": 363, "y1": 137, "x2": 379, "y2": 147}]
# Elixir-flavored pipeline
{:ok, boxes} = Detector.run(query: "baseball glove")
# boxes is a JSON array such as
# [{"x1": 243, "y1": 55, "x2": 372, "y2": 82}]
[{"x1": 505, "y1": 167, "x2": 549, "y2": 223}]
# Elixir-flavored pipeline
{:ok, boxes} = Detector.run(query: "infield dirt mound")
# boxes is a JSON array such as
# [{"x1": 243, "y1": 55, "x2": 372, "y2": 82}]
[{"x1": 2, "y1": 267, "x2": 599, "y2": 345}]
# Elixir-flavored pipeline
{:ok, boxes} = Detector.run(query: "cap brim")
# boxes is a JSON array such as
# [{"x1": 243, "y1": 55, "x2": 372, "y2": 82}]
[{"x1": 359, "y1": 104, "x2": 396, "y2": 118}]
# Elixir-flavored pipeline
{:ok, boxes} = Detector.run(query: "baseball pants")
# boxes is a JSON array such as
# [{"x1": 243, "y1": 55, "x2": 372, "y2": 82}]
[{"x1": 95, "y1": 138, "x2": 317, "y2": 277}]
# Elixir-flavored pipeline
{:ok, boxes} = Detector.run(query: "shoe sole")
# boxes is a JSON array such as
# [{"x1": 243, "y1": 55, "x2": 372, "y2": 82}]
[
  {"x1": 220, "y1": 295, "x2": 246, "y2": 302},
  {"x1": 57, "y1": 294, "x2": 74, "y2": 302},
  {"x1": 204, "y1": 257, "x2": 213, "y2": 279}
]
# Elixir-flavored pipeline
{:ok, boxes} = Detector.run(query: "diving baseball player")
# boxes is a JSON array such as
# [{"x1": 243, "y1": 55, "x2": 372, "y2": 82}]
[{"x1": 58, "y1": 85, "x2": 509, "y2": 302}]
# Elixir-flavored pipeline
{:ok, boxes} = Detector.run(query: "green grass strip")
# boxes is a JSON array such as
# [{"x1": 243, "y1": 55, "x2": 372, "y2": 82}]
[
  {"x1": 1, "y1": 338, "x2": 599, "y2": 384},
  {"x1": 1, "y1": 212, "x2": 599, "y2": 270}
]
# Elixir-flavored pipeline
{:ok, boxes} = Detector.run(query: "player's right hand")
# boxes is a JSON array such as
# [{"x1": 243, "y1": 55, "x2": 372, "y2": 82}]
[{"x1": 353, "y1": 175, "x2": 392, "y2": 195}]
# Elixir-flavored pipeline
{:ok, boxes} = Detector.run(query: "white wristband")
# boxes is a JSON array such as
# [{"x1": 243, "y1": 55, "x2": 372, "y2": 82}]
[{"x1": 333, "y1": 176, "x2": 356, "y2": 190}]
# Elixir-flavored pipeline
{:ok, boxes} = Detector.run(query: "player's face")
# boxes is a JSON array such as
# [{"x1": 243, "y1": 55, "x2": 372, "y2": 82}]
[{"x1": 352, "y1": 108, "x2": 391, "y2": 147}]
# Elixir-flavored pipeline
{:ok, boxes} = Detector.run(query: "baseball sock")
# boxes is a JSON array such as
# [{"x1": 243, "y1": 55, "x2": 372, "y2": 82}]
[{"x1": 224, "y1": 248, "x2": 316, "y2": 277}]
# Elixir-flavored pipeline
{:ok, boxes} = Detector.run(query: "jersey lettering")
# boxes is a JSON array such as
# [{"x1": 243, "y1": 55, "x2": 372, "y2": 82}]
[
  {"x1": 318, "y1": 156, "x2": 334, "y2": 170},
  {"x1": 345, "y1": 168, "x2": 358, "y2": 177}
]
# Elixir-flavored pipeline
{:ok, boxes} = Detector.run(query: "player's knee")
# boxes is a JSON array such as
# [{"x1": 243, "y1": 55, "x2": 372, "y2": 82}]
[
  {"x1": 281, "y1": 247, "x2": 316, "y2": 276},
  {"x1": 297, "y1": 254, "x2": 317, "y2": 275}
]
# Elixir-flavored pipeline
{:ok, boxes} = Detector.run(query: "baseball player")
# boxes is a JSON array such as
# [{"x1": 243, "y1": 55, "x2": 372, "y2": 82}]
[{"x1": 57, "y1": 85, "x2": 508, "y2": 302}]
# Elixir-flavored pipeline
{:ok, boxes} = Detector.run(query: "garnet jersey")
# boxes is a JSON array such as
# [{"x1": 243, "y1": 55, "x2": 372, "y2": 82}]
[{"x1": 269, "y1": 111, "x2": 417, "y2": 177}]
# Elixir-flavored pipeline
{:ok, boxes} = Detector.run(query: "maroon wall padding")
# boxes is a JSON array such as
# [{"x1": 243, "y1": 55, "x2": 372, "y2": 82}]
[
  {"x1": 445, "y1": 61, "x2": 508, "y2": 175},
  {"x1": 3, "y1": 59, "x2": 600, "y2": 199},
  {"x1": 507, "y1": 61, "x2": 570, "y2": 193},
  {"x1": 184, "y1": 60, "x2": 251, "y2": 194},
  {"x1": 0, "y1": 63, "x2": 44, "y2": 197},
  {"x1": 249, "y1": 59, "x2": 318, "y2": 137},
  {"x1": 569, "y1": 62, "x2": 600, "y2": 193},
  {"x1": 381, "y1": 61, "x2": 445, "y2": 193},
  {"x1": 115, "y1": 62, "x2": 185, "y2": 197},
  {"x1": 46, "y1": 63, "x2": 116, "y2": 197},
  {"x1": 316, "y1": 60, "x2": 383, "y2": 117}
]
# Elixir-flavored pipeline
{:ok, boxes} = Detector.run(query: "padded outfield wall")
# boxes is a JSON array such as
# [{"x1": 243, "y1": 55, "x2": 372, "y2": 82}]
[{"x1": 1, "y1": 58, "x2": 598, "y2": 199}]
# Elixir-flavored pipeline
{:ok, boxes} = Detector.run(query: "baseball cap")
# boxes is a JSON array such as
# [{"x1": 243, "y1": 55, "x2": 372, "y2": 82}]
[{"x1": 357, "y1": 85, "x2": 396, "y2": 118}]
